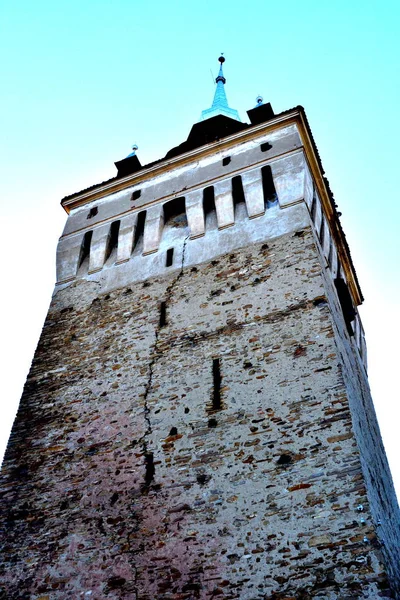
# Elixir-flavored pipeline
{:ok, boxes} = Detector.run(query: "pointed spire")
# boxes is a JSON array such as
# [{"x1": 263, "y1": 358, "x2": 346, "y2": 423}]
[{"x1": 200, "y1": 55, "x2": 241, "y2": 122}]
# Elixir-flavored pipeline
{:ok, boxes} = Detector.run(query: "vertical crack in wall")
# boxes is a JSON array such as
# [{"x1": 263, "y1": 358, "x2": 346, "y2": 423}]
[
  {"x1": 128, "y1": 236, "x2": 190, "y2": 598},
  {"x1": 139, "y1": 235, "x2": 190, "y2": 492}
]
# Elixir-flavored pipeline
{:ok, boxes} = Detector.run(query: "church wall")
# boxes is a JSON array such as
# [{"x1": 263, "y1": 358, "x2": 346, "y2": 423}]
[{"x1": 0, "y1": 228, "x2": 395, "y2": 599}]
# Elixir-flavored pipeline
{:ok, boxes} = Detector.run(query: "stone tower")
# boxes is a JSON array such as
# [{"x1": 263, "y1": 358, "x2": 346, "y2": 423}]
[{"x1": 1, "y1": 58, "x2": 400, "y2": 599}]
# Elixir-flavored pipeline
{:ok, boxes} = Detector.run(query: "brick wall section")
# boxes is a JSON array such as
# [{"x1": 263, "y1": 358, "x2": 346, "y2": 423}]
[{"x1": 0, "y1": 228, "x2": 397, "y2": 599}]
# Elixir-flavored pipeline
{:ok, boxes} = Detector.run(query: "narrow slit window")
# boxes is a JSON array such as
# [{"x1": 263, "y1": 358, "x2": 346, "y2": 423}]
[
  {"x1": 261, "y1": 165, "x2": 278, "y2": 207},
  {"x1": 319, "y1": 218, "x2": 325, "y2": 248},
  {"x1": 212, "y1": 358, "x2": 222, "y2": 410},
  {"x1": 231, "y1": 175, "x2": 248, "y2": 219},
  {"x1": 166, "y1": 248, "x2": 174, "y2": 267},
  {"x1": 310, "y1": 192, "x2": 317, "y2": 223},
  {"x1": 133, "y1": 210, "x2": 146, "y2": 252},
  {"x1": 78, "y1": 230, "x2": 93, "y2": 269},
  {"x1": 327, "y1": 239, "x2": 333, "y2": 269},
  {"x1": 105, "y1": 220, "x2": 120, "y2": 262},
  {"x1": 336, "y1": 255, "x2": 341, "y2": 279},
  {"x1": 159, "y1": 301, "x2": 167, "y2": 327}
]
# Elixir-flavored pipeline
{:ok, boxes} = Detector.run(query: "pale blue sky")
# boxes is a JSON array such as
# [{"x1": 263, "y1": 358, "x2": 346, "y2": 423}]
[{"x1": 0, "y1": 0, "x2": 399, "y2": 493}]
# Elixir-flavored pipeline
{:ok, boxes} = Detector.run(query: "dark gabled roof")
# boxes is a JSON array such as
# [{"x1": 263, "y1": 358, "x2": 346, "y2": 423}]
[{"x1": 61, "y1": 106, "x2": 273, "y2": 203}]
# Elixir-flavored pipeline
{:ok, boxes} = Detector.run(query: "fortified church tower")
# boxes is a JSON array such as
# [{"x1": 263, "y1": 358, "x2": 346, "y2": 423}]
[{"x1": 1, "y1": 58, "x2": 400, "y2": 599}]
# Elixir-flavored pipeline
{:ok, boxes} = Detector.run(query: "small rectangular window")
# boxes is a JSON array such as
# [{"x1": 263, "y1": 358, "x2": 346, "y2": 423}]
[
  {"x1": 222, "y1": 156, "x2": 231, "y2": 166},
  {"x1": 87, "y1": 206, "x2": 98, "y2": 219},
  {"x1": 166, "y1": 248, "x2": 174, "y2": 267},
  {"x1": 260, "y1": 142, "x2": 272, "y2": 152},
  {"x1": 131, "y1": 189, "x2": 141, "y2": 201}
]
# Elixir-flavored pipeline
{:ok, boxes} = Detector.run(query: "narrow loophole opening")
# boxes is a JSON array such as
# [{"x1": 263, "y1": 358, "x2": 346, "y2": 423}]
[
  {"x1": 310, "y1": 192, "x2": 317, "y2": 223},
  {"x1": 212, "y1": 358, "x2": 222, "y2": 411},
  {"x1": 166, "y1": 248, "x2": 174, "y2": 267},
  {"x1": 319, "y1": 218, "x2": 325, "y2": 248},
  {"x1": 159, "y1": 301, "x2": 167, "y2": 327}
]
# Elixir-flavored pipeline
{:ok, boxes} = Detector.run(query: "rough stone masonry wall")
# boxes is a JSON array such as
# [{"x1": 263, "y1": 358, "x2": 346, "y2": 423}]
[{"x1": 0, "y1": 228, "x2": 396, "y2": 599}]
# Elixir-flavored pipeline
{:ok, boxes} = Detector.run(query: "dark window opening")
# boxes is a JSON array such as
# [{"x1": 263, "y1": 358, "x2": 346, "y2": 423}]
[
  {"x1": 131, "y1": 189, "x2": 141, "y2": 201},
  {"x1": 105, "y1": 220, "x2": 120, "y2": 262},
  {"x1": 166, "y1": 248, "x2": 174, "y2": 267},
  {"x1": 222, "y1": 156, "x2": 231, "y2": 166},
  {"x1": 203, "y1": 186, "x2": 217, "y2": 230},
  {"x1": 327, "y1": 240, "x2": 333, "y2": 269},
  {"x1": 261, "y1": 165, "x2": 278, "y2": 207},
  {"x1": 319, "y1": 219, "x2": 325, "y2": 248},
  {"x1": 163, "y1": 197, "x2": 187, "y2": 228},
  {"x1": 334, "y1": 278, "x2": 356, "y2": 336},
  {"x1": 143, "y1": 452, "x2": 155, "y2": 488},
  {"x1": 310, "y1": 192, "x2": 317, "y2": 223},
  {"x1": 212, "y1": 358, "x2": 222, "y2": 411},
  {"x1": 78, "y1": 230, "x2": 93, "y2": 269},
  {"x1": 261, "y1": 142, "x2": 272, "y2": 152},
  {"x1": 159, "y1": 301, "x2": 167, "y2": 327},
  {"x1": 336, "y1": 255, "x2": 341, "y2": 278},
  {"x1": 133, "y1": 210, "x2": 146, "y2": 253},
  {"x1": 87, "y1": 206, "x2": 98, "y2": 219},
  {"x1": 232, "y1": 175, "x2": 248, "y2": 219}
]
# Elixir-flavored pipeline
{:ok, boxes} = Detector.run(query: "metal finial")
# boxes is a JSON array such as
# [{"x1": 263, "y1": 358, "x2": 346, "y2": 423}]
[
  {"x1": 200, "y1": 54, "x2": 241, "y2": 123},
  {"x1": 256, "y1": 96, "x2": 263, "y2": 106},
  {"x1": 131, "y1": 144, "x2": 138, "y2": 153}
]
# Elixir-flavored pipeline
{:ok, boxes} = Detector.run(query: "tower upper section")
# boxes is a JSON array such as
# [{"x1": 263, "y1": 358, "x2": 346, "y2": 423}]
[{"x1": 56, "y1": 67, "x2": 366, "y2": 367}]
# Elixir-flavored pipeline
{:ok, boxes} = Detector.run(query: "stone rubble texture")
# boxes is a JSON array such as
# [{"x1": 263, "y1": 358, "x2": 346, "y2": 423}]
[{"x1": 1, "y1": 111, "x2": 400, "y2": 600}]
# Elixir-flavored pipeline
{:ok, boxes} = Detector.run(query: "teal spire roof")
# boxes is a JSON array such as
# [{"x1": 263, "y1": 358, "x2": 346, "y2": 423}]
[{"x1": 200, "y1": 56, "x2": 241, "y2": 122}]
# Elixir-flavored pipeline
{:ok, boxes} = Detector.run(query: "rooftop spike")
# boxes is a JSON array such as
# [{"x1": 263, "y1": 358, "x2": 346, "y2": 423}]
[{"x1": 200, "y1": 55, "x2": 241, "y2": 122}]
